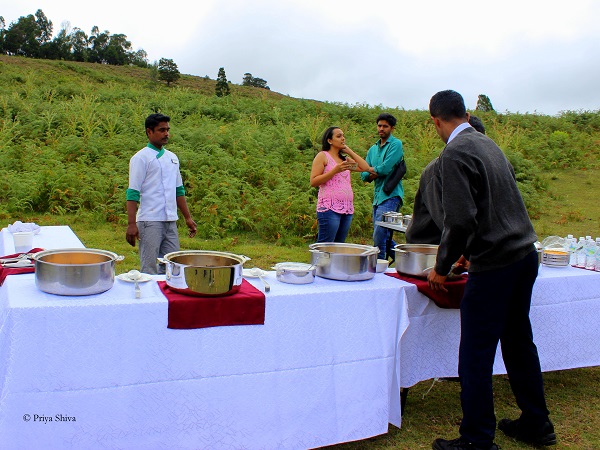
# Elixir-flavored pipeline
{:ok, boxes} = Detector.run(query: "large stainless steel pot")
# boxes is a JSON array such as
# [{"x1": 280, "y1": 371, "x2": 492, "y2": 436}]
[
  {"x1": 309, "y1": 242, "x2": 378, "y2": 281},
  {"x1": 33, "y1": 248, "x2": 124, "y2": 296},
  {"x1": 394, "y1": 243, "x2": 438, "y2": 277},
  {"x1": 159, "y1": 250, "x2": 250, "y2": 297}
]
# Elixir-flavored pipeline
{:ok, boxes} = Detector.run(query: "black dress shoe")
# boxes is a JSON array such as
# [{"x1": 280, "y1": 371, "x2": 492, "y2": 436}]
[
  {"x1": 432, "y1": 436, "x2": 499, "y2": 450},
  {"x1": 498, "y1": 418, "x2": 557, "y2": 446}
]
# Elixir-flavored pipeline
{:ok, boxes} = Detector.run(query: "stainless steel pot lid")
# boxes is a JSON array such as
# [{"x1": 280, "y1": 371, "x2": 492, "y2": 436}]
[
  {"x1": 162, "y1": 250, "x2": 250, "y2": 267},
  {"x1": 309, "y1": 242, "x2": 379, "y2": 256},
  {"x1": 274, "y1": 262, "x2": 314, "y2": 271},
  {"x1": 33, "y1": 248, "x2": 122, "y2": 264}
]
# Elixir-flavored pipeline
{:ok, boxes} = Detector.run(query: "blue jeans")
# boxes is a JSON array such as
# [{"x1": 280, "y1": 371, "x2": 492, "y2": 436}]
[
  {"x1": 373, "y1": 196, "x2": 402, "y2": 259},
  {"x1": 317, "y1": 210, "x2": 353, "y2": 243}
]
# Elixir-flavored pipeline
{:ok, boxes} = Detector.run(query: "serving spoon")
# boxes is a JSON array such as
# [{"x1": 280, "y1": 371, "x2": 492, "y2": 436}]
[
  {"x1": 0, "y1": 253, "x2": 35, "y2": 264},
  {"x1": 128, "y1": 270, "x2": 142, "y2": 298},
  {"x1": 1, "y1": 259, "x2": 35, "y2": 268},
  {"x1": 251, "y1": 267, "x2": 270, "y2": 293}
]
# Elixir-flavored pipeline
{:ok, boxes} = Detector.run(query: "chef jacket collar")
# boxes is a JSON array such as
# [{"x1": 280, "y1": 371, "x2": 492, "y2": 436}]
[{"x1": 147, "y1": 142, "x2": 165, "y2": 159}]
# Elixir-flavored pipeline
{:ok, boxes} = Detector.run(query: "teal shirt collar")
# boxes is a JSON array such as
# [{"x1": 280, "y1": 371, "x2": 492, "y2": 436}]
[{"x1": 147, "y1": 142, "x2": 165, "y2": 159}]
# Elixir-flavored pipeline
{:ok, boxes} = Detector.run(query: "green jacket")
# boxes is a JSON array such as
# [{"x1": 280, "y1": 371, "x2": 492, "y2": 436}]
[{"x1": 360, "y1": 135, "x2": 404, "y2": 206}]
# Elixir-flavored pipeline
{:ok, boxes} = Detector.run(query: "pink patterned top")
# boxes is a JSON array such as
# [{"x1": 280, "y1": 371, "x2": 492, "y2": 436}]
[{"x1": 316, "y1": 151, "x2": 354, "y2": 214}]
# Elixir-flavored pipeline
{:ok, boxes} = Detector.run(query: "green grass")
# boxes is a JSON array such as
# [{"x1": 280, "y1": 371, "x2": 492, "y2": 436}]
[
  {"x1": 532, "y1": 169, "x2": 600, "y2": 240},
  {"x1": 326, "y1": 367, "x2": 600, "y2": 449}
]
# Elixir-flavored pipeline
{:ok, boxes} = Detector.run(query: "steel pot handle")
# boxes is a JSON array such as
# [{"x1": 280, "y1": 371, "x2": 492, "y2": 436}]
[
  {"x1": 115, "y1": 255, "x2": 124, "y2": 262},
  {"x1": 157, "y1": 257, "x2": 168, "y2": 265},
  {"x1": 309, "y1": 249, "x2": 329, "y2": 267},
  {"x1": 239, "y1": 255, "x2": 251, "y2": 264}
]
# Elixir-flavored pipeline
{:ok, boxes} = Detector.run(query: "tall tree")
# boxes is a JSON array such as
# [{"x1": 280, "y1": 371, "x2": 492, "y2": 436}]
[
  {"x1": 35, "y1": 9, "x2": 53, "y2": 45},
  {"x1": 242, "y1": 72, "x2": 253, "y2": 86},
  {"x1": 157, "y1": 58, "x2": 180, "y2": 86},
  {"x1": 215, "y1": 67, "x2": 230, "y2": 97},
  {"x1": 476, "y1": 94, "x2": 495, "y2": 112},
  {"x1": 3, "y1": 9, "x2": 52, "y2": 58},
  {"x1": 0, "y1": 17, "x2": 5, "y2": 53},
  {"x1": 130, "y1": 49, "x2": 148, "y2": 68},
  {"x1": 242, "y1": 72, "x2": 270, "y2": 90},
  {"x1": 40, "y1": 26, "x2": 71, "y2": 60},
  {"x1": 69, "y1": 27, "x2": 90, "y2": 62},
  {"x1": 104, "y1": 33, "x2": 132, "y2": 65},
  {"x1": 88, "y1": 26, "x2": 110, "y2": 63}
]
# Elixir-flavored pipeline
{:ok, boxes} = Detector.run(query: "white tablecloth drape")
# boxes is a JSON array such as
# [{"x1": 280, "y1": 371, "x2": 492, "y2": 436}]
[
  {"x1": 0, "y1": 228, "x2": 409, "y2": 450},
  {"x1": 399, "y1": 264, "x2": 600, "y2": 387}
]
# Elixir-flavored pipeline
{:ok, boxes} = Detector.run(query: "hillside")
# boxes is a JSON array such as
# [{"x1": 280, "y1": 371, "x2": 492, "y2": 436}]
[{"x1": 1, "y1": 55, "x2": 599, "y2": 241}]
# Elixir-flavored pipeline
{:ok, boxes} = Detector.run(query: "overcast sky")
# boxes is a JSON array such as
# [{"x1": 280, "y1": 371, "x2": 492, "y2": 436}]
[{"x1": 4, "y1": 0, "x2": 600, "y2": 115}]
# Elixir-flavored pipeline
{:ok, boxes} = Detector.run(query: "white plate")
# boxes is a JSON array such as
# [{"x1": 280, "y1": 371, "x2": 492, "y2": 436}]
[
  {"x1": 242, "y1": 268, "x2": 267, "y2": 278},
  {"x1": 116, "y1": 273, "x2": 154, "y2": 283}
]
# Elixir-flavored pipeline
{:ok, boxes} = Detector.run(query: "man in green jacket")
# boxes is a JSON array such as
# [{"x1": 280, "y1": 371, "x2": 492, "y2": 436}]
[{"x1": 360, "y1": 113, "x2": 404, "y2": 259}]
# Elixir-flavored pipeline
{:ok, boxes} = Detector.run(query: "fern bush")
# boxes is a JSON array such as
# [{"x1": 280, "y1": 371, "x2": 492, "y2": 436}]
[{"x1": 1, "y1": 55, "x2": 599, "y2": 242}]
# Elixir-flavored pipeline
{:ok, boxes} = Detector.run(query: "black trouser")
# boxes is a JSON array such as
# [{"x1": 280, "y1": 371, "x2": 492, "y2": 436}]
[{"x1": 458, "y1": 249, "x2": 550, "y2": 446}]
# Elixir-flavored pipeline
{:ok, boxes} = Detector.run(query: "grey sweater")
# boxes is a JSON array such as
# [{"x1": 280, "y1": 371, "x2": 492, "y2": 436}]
[
  {"x1": 405, "y1": 158, "x2": 444, "y2": 245},
  {"x1": 434, "y1": 127, "x2": 537, "y2": 274}
]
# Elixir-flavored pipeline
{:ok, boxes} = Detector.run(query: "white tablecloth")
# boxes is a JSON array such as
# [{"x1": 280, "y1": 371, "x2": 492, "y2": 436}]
[
  {"x1": 0, "y1": 227, "x2": 409, "y2": 449},
  {"x1": 0, "y1": 225, "x2": 84, "y2": 255},
  {"x1": 398, "y1": 264, "x2": 600, "y2": 387},
  {"x1": 2, "y1": 226, "x2": 600, "y2": 449}
]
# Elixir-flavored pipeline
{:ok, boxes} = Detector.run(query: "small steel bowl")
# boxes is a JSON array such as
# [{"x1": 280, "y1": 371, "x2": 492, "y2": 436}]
[
  {"x1": 376, "y1": 259, "x2": 389, "y2": 273},
  {"x1": 273, "y1": 262, "x2": 316, "y2": 284}
]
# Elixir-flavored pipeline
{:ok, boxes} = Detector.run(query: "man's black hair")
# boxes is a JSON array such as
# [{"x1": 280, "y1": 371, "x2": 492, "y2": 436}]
[
  {"x1": 469, "y1": 115, "x2": 486, "y2": 134},
  {"x1": 429, "y1": 90, "x2": 466, "y2": 121},
  {"x1": 145, "y1": 113, "x2": 170, "y2": 131},
  {"x1": 376, "y1": 113, "x2": 397, "y2": 127}
]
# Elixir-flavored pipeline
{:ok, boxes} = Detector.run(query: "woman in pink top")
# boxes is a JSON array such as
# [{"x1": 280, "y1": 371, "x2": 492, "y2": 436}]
[{"x1": 310, "y1": 127, "x2": 373, "y2": 242}]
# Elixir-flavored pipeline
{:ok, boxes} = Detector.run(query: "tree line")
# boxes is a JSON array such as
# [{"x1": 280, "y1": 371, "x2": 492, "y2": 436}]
[
  {"x1": 0, "y1": 9, "x2": 148, "y2": 67},
  {"x1": 0, "y1": 10, "x2": 274, "y2": 94},
  {"x1": 214, "y1": 68, "x2": 270, "y2": 96}
]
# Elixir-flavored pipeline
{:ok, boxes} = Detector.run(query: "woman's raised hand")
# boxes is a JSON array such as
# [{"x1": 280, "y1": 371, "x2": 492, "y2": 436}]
[{"x1": 336, "y1": 160, "x2": 353, "y2": 172}]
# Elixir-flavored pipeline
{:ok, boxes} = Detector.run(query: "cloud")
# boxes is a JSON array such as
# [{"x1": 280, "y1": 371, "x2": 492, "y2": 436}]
[{"x1": 3, "y1": 0, "x2": 600, "y2": 114}]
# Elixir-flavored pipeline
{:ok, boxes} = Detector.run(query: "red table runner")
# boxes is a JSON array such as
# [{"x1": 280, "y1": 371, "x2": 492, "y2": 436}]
[
  {"x1": 0, "y1": 248, "x2": 44, "y2": 286},
  {"x1": 385, "y1": 271, "x2": 467, "y2": 309},
  {"x1": 158, "y1": 279, "x2": 266, "y2": 329}
]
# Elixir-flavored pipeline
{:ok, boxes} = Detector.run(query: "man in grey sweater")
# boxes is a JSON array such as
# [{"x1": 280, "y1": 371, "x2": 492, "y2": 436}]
[
  {"x1": 406, "y1": 115, "x2": 485, "y2": 246},
  {"x1": 427, "y1": 91, "x2": 555, "y2": 450}
]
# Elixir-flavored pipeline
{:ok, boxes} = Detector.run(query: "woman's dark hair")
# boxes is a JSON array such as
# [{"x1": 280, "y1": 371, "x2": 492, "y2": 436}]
[
  {"x1": 321, "y1": 126, "x2": 339, "y2": 150},
  {"x1": 321, "y1": 126, "x2": 347, "y2": 160}
]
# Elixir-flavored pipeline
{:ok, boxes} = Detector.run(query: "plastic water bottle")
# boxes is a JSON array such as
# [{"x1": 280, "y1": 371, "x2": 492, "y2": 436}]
[
  {"x1": 595, "y1": 238, "x2": 600, "y2": 272},
  {"x1": 566, "y1": 235, "x2": 577, "y2": 265},
  {"x1": 585, "y1": 236, "x2": 596, "y2": 270},
  {"x1": 576, "y1": 237, "x2": 586, "y2": 267}
]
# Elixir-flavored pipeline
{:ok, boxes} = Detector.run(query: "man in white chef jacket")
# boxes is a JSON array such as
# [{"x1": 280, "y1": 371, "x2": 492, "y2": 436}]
[{"x1": 125, "y1": 113, "x2": 197, "y2": 274}]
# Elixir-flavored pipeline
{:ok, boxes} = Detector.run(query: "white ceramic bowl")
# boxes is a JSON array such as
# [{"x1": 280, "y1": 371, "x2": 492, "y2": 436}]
[{"x1": 376, "y1": 259, "x2": 389, "y2": 273}]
